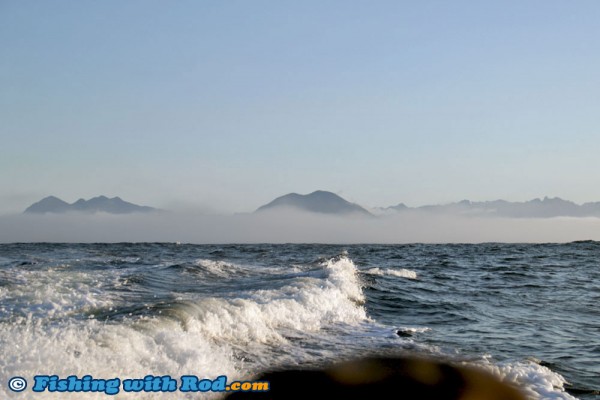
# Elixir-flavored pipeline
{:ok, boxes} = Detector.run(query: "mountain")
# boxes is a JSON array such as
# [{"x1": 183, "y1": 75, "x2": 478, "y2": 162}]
[
  {"x1": 24, "y1": 196, "x2": 71, "y2": 214},
  {"x1": 383, "y1": 197, "x2": 600, "y2": 218},
  {"x1": 24, "y1": 196, "x2": 156, "y2": 214},
  {"x1": 256, "y1": 191, "x2": 372, "y2": 216}
]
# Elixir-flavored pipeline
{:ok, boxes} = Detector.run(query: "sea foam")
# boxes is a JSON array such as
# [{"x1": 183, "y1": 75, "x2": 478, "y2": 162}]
[
  {"x1": 471, "y1": 358, "x2": 578, "y2": 400},
  {"x1": 0, "y1": 256, "x2": 367, "y2": 399},
  {"x1": 365, "y1": 267, "x2": 418, "y2": 279}
]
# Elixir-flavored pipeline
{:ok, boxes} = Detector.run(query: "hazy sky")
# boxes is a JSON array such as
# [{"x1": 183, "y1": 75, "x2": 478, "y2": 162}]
[{"x1": 2, "y1": 1, "x2": 599, "y2": 215}]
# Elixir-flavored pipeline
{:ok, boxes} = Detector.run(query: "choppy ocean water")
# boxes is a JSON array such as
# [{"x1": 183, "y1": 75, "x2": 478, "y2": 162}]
[{"x1": 0, "y1": 242, "x2": 598, "y2": 399}]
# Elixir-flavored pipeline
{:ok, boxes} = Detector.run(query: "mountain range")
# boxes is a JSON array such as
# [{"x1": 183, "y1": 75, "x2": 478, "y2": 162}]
[
  {"x1": 257, "y1": 192, "x2": 600, "y2": 218},
  {"x1": 24, "y1": 196, "x2": 156, "y2": 214},
  {"x1": 22, "y1": 192, "x2": 600, "y2": 218},
  {"x1": 380, "y1": 197, "x2": 600, "y2": 218}
]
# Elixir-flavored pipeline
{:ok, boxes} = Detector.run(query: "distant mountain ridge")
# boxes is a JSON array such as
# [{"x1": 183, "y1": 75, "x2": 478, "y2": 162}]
[
  {"x1": 258, "y1": 192, "x2": 600, "y2": 218},
  {"x1": 380, "y1": 197, "x2": 600, "y2": 218},
  {"x1": 22, "y1": 193, "x2": 600, "y2": 218},
  {"x1": 256, "y1": 191, "x2": 372, "y2": 216},
  {"x1": 24, "y1": 196, "x2": 156, "y2": 214}
]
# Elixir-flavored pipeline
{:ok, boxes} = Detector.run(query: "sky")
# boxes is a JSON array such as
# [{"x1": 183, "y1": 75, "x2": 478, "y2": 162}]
[{"x1": 1, "y1": 1, "x2": 600, "y2": 215}]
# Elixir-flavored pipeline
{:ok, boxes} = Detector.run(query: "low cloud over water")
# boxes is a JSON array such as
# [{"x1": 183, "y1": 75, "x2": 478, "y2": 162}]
[{"x1": 1, "y1": 210, "x2": 600, "y2": 243}]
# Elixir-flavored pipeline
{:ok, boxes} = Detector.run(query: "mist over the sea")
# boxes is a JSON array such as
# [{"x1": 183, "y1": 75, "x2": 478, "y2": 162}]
[{"x1": 2, "y1": 210, "x2": 599, "y2": 243}]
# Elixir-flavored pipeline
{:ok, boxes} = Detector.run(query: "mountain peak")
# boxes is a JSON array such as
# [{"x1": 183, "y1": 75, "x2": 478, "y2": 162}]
[
  {"x1": 42, "y1": 195, "x2": 64, "y2": 201},
  {"x1": 24, "y1": 196, "x2": 156, "y2": 214},
  {"x1": 256, "y1": 191, "x2": 371, "y2": 216},
  {"x1": 24, "y1": 196, "x2": 71, "y2": 214}
]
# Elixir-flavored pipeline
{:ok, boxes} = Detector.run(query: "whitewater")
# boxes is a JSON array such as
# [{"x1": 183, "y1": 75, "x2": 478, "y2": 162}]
[{"x1": 0, "y1": 243, "x2": 598, "y2": 399}]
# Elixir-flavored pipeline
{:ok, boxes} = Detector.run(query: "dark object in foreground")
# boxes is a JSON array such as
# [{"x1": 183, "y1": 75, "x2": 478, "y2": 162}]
[{"x1": 226, "y1": 357, "x2": 525, "y2": 400}]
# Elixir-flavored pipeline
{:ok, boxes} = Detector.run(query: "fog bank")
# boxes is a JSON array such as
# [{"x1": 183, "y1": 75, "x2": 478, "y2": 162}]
[{"x1": 1, "y1": 210, "x2": 600, "y2": 244}]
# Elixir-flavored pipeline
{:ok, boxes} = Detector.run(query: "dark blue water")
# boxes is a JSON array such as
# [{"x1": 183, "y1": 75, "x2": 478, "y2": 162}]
[{"x1": 0, "y1": 243, "x2": 598, "y2": 399}]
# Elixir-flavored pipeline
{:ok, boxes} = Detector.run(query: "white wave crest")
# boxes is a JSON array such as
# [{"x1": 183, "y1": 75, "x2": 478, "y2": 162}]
[
  {"x1": 195, "y1": 259, "x2": 238, "y2": 277},
  {"x1": 472, "y1": 359, "x2": 578, "y2": 400},
  {"x1": 396, "y1": 326, "x2": 431, "y2": 334},
  {"x1": 170, "y1": 255, "x2": 367, "y2": 343},
  {"x1": 0, "y1": 256, "x2": 367, "y2": 399},
  {"x1": 365, "y1": 267, "x2": 418, "y2": 279}
]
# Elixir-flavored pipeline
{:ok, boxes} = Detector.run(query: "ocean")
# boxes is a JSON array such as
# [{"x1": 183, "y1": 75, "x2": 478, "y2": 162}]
[{"x1": 0, "y1": 242, "x2": 598, "y2": 399}]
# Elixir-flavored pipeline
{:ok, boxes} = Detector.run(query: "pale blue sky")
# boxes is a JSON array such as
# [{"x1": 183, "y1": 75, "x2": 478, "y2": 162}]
[{"x1": 1, "y1": 1, "x2": 599, "y2": 214}]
